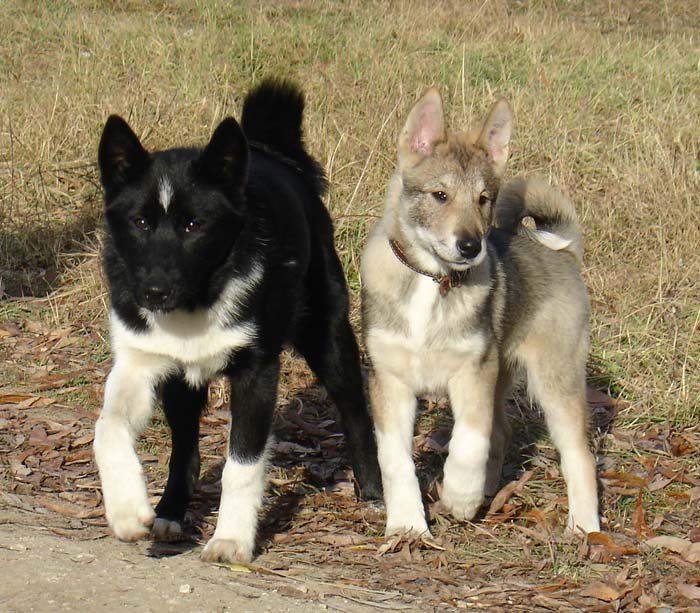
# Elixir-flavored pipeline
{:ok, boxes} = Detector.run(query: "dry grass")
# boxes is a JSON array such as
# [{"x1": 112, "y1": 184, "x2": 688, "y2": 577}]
[{"x1": 1, "y1": 0, "x2": 698, "y2": 608}]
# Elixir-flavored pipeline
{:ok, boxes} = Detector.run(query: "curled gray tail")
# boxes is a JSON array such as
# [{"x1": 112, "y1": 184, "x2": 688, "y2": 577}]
[
  {"x1": 241, "y1": 78, "x2": 327, "y2": 196},
  {"x1": 494, "y1": 176, "x2": 583, "y2": 263}
]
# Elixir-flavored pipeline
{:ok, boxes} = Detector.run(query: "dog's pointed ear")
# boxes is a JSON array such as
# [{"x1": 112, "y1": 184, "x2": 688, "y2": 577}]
[
  {"x1": 195, "y1": 117, "x2": 249, "y2": 187},
  {"x1": 98, "y1": 115, "x2": 150, "y2": 194},
  {"x1": 477, "y1": 99, "x2": 512, "y2": 176},
  {"x1": 398, "y1": 88, "x2": 445, "y2": 165}
]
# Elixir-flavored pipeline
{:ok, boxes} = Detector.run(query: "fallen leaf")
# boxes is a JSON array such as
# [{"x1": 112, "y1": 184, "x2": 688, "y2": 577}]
[
  {"x1": 645, "y1": 535, "x2": 700, "y2": 563},
  {"x1": 677, "y1": 582, "x2": 700, "y2": 600},
  {"x1": 487, "y1": 470, "x2": 533, "y2": 516},
  {"x1": 0, "y1": 394, "x2": 38, "y2": 405},
  {"x1": 586, "y1": 532, "x2": 637, "y2": 562},
  {"x1": 33, "y1": 370, "x2": 86, "y2": 391},
  {"x1": 39, "y1": 497, "x2": 103, "y2": 519},
  {"x1": 276, "y1": 585, "x2": 310, "y2": 599},
  {"x1": 226, "y1": 564, "x2": 252, "y2": 574},
  {"x1": 581, "y1": 580, "x2": 629, "y2": 602},
  {"x1": 314, "y1": 532, "x2": 370, "y2": 547},
  {"x1": 586, "y1": 386, "x2": 628, "y2": 409},
  {"x1": 10, "y1": 459, "x2": 32, "y2": 478},
  {"x1": 72, "y1": 432, "x2": 94, "y2": 447},
  {"x1": 632, "y1": 491, "x2": 655, "y2": 539},
  {"x1": 272, "y1": 441, "x2": 319, "y2": 456},
  {"x1": 690, "y1": 527, "x2": 700, "y2": 543},
  {"x1": 600, "y1": 470, "x2": 646, "y2": 488}
]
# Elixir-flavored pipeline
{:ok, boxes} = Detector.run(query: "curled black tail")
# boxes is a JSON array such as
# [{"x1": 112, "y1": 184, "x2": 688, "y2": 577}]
[{"x1": 241, "y1": 78, "x2": 327, "y2": 195}]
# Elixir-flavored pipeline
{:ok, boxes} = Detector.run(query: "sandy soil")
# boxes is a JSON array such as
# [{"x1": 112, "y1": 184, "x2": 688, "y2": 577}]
[{"x1": 0, "y1": 514, "x2": 376, "y2": 613}]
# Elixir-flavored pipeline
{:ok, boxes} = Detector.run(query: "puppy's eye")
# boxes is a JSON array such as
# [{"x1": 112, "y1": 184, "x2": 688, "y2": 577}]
[
  {"x1": 184, "y1": 220, "x2": 201, "y2": 233},
  {"x1": 478, "y1": 193, "x2": 491, "y2": 207},
  {"x1": 431, "y1": 191, "x2": 448, "y2": 203},
  {"x1": 132, "y1": 217, "x2": 149, "y2": 230}
]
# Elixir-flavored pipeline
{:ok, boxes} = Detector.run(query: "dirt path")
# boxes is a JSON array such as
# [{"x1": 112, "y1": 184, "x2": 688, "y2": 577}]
[{"x1": 0, "y1": 518, "x2": 376, "y2": 613}]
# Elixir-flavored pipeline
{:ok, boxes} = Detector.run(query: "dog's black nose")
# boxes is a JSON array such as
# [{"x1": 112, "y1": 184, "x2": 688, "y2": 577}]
[
  {"x1": 144, "y1": 285, "x2": 172, "y2": 308},
  {"x1": 456, "y1": 237, "x2": 481, "y2": 260}
]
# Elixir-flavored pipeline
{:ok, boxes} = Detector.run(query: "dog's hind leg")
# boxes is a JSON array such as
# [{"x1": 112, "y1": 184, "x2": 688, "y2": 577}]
[
  {"x1": 294, "y1": 246, "x2": 383, "y2": 500},
  {"x1": 94, "y1": 349, "x2": 171, "y2": 541},
  {"x1": 201, "y1": 355, "x2": 279, "y2": 564},
  {"x1": 369, "y1": 370, "x2": 428, "y2": 537},
  {"x1": 152, "y1": 376, "x2": 207, "y2": 541},
  {"x1": 485, "y1": 371, "x2": 512, "y2": 497},
  {"x1": 522, "y1": 338, "x2": 600, "y2": 534},
  {"x1": 295, "y1": 309, "x2": 383, "y2": 501}
]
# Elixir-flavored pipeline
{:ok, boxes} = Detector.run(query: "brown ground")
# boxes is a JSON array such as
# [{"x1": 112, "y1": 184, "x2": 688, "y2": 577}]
[{"x1": 1, "y1": 310, "x2": 698, "y2": 611}]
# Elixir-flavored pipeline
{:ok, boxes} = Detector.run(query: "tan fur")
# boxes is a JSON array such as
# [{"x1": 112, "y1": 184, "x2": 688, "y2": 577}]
[{"x1": 361, "y1": 89, "x2": 600, "y2": 538}]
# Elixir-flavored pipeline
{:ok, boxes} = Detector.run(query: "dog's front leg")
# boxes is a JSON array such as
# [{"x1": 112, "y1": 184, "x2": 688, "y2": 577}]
[
  {"x1": 442, "y1": 355, "x2": 499, "y2": 521},
  {"x1": 369, "y1": 370, "x2": 429, "y2": 537},
  {"x1": 201, "y1": 356, "x2": 279, "y2": 564},
  {"x1": 94, "y1": 349, "x2": 170, "y2": 541}
]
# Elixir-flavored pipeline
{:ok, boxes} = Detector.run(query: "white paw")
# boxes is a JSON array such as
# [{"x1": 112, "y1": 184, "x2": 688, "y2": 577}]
[
  {"x1": 201, "y1": 538, "x2": 253, "y2": 564},
  {"x1": 108, "y1": 504, "x2": 155, "y2": 541},
  {"x1": 386, "y1": 511, "x2": 430, "y2": 538},
  {"x1": 441, "y1": 484, "x2": 483, "y2": 521},
  {"x1": 566, "y1": 511, "x2": 600, "y2": 535},
  {"x1": 151, "y1": 518, "x2": 183, "y2": 541}
]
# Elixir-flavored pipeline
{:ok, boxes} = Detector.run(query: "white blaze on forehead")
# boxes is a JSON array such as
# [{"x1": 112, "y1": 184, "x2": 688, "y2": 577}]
[{"x1": 158, "y1": 177, "x2": 174, "y2": 211}]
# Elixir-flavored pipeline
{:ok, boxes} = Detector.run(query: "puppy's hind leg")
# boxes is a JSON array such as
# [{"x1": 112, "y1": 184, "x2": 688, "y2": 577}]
[
  {"x1": 153, "y1": 375, "x2": 207, "y2": 541},
  {"x1": 295, "y1": 243, "x2": 382, "y2": 500},
  {"x1": 484, "y1": 372, "x2": 512, "y2": 497},
  {"x1": 523, "y1": 338, "x2": 600, "y2": 534},
  {"x1": 295, "y1": 307, "x2": 383, "y2": 501}
]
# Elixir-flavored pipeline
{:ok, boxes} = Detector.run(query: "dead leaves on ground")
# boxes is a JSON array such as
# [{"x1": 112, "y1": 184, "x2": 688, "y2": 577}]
[{"x1": 2, "y1": 317, "x2": 700, "y2": 610}]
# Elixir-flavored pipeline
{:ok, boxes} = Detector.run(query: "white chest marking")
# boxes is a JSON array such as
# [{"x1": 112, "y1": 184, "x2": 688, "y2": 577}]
[
  {"x1": 111, "y1": 264, "x2": 263, "y2": 387},
  {"x1": 367, "y1": 276, "x2": 488, "y2": 393}
]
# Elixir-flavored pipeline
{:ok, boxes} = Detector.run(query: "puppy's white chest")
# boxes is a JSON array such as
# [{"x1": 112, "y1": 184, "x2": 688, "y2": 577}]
[
  {"x1": 405, "y1": 277, "x2": 439, "y2": 343},
  {"x1": 112, "y1": 312, "x2": 256, "y2": 387},
  {"x1": 111, "y1": 266, "x2": 262, "y2": 388},
  {"x1": 368, "y1": 277, "x2": 486, "y2": 392}
]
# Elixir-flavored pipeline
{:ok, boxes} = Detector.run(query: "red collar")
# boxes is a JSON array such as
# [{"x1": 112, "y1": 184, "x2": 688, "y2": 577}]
[{"x1": 388, "y1": 240, "x2": 467, "y2": 296}]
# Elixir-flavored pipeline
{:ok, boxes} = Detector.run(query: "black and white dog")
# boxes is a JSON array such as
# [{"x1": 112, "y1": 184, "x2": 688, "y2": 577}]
[{"x1": 93, "y1": 80, "x2": 382, "y2": 563}]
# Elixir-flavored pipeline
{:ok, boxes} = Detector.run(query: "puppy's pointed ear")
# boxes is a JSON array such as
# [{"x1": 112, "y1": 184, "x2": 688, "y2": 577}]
[
  {"x1": 195, "y1": 117, "x2": 249, "y2": 187},
  {"x1": 398, "y1": 88, "x2": 445, "y2": 165},
  {"x1": 477, "y1": 99, "x2": 511, "y2": 176},
  {"x1": 98, "y1": 115, "x2": 150, "y2": 194}
]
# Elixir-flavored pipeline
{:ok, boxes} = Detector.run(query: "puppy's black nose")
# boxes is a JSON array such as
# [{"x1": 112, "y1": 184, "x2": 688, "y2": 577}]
[
  {"x1": 144, "y1": 285, "x2": 172, "y2": 308},
  {"x1": 456, "y1": 237, "x2": 481, "y2": 260}
]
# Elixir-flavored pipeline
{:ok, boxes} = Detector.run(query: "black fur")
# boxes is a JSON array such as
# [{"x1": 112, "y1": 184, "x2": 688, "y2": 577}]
[{"x1": 98, "y1": 78, "x2": 382, "y2": 530}]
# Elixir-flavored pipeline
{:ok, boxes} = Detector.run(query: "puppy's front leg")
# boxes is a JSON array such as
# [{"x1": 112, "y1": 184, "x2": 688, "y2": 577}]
[
  {"x1": 369, "y1": 370, "x2": 429, "y2": 537},
  {"x1": 442, "y1": 355, "x2": 499, "y2": 521},
  {"x1": 201, "y1": 357, "x2": 279, "y2": 564},
  {"x1": 94, "y1": 349, "x2": 170, "y2": 541}
]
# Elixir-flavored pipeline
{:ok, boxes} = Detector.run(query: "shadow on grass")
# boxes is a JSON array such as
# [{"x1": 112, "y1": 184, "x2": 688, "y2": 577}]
[{"x1": 0, "y1": 189, "x2": 102, "y2": 298}]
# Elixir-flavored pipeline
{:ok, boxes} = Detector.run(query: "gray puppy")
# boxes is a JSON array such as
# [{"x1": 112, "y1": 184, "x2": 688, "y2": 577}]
[{"x1": 361, "y1": 88, "x2": 600, "y2": 537}]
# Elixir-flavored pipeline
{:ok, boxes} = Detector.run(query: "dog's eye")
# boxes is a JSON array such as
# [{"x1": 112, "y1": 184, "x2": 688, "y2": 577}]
[
  {"x1": 431, "y1": 191, "x2": 448, "y2": 203},
  {"x1": 478, "y1": 193, "x2": 491, "y2": 207},
  {"x1": 184, "y1": 220, "x2": 201, "y2": 233},
  {"x1": 132, "y1": 217, "x2": 149, "y2": 230}
]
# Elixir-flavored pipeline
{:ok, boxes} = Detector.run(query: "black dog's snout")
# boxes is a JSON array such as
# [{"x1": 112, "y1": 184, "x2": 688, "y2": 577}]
[
  {"x1": 456, "y1": 237, "x2": 481, "y2": 260},
  {"x1": 144, "y1": 284, "x2": 173, "y2": 309}
]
